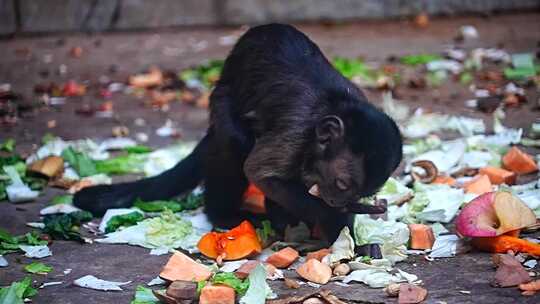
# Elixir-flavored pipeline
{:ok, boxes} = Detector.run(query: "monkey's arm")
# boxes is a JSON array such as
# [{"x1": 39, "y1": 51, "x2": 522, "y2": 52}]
[{"x1": 209, "y1": 85, "x2": 252, "y2": 153}]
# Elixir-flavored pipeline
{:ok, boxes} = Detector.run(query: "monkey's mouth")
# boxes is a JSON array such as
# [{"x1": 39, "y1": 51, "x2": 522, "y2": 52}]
[
  {"x1": 308, "y1": 184, "x2": 347, "y2": 208},
  {"x1": 308, "y1": 184, "x2": 320, "y2": 197}
]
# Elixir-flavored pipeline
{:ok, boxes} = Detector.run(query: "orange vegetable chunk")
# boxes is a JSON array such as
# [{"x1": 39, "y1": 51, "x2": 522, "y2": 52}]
[
  {"x1": 408, "y1": 224, "x2": 435, "y2": 250},
  {"x1": 266, "y1": 247, "x2": 299, "y2": 268},
  {"x1": 199, "y1": 285, "x2": 235, "y2": 304},
  {"x1": 432, "y1": 175, "x2": 456, "y2": 186},
  {"x1": 241, "y1": 183, "x2": 266, "y2": 214},
  {"x1": 296, "y1": 259, "x2": 332, "y2": 284},
  {"x1": 159, "y1": 251, "x2": 212, "y2": 282},
  {"x1": 471, "y1": 235, "x2": 540, "y2": 256},
  {"x1": 479, "y1": 166, "x2": 516, "y2": 185},
  {"x1": 502, "y1": 147, "x2": 538, "y2": 174},
  {"x1": 464, "y1": 174, "x2": 492, "y2": 195},
  {"x1": 306, "y1": 248, "x2": 332, "y2": 261},
  {"x1": 198, "y1": 221, "x2": 262, "y2": 261}
]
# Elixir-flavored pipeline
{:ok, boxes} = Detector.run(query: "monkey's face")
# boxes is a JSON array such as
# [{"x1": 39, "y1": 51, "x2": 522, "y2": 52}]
[
  {"x1": 307, "y1": 148, "x2": 367, "y2": 208},
  {"x1": 303, "y1": 115, "x2": 371, "y2": 208}
]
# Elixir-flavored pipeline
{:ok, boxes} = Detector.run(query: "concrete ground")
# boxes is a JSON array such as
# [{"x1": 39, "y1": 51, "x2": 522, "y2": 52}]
[{"x1": 1, "y1": 13, "x2": 539, "y2": 303}]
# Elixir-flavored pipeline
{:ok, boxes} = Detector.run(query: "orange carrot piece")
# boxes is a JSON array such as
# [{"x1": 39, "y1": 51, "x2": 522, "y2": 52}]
[
  {"x1": 266, "y1": 247, "x2": 299, "y2": 268},
  {"x1": 241, "y1": 183, "x2": 266, "y2": 214},
  {"x1": 306, "y1": 248, "x2": 332, "y2": 261},
  {"x1": 464, "y1": 175, "x2": 492, "y2": 195},
  {"x1": 432, "y1": 175, "x2": 456, "y2": 186},
  {"x1": 408, "y1": 224, "x2": 435, "y2": 250},
  {"x1": 502, "y1": 147, "x2": 539, "y2": 174},
  {"x1": 478, "y1": 166, "x2": 516, "y2": 185},
  {"x1": 471, "y1": 235, "x2": 540, "y2": 256},
  {"x1": 159, "y1": 251, "x2": 212, "y2": 282}
]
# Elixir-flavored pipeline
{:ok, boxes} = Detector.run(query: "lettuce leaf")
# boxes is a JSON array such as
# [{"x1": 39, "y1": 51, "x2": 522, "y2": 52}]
[
  {"x1": 24, "y1": 262, "x2": 53, "y2": 274},
  {"x1": 239, "y1": 264, "x2": 275, "y2": 304},
  {"x1": 61, "y1": 147, "x2": 97, "y2": 177},
  {"x1": 105, "y1": 211, "x2": 145, "y2": 233},
  {"x1": 0, "y1": 276, "x2": 37, "y2": 304},
  {"x1": 130, "y1": 285, "x2": 160, "y2": 304},
  {"x1": 211, "y1": 272, "x2": 249, "y2": 295}
]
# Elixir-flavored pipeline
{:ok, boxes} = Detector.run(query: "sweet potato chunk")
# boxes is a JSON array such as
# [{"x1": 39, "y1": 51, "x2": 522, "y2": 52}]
[
  {"x1": 159, "y1": 251, "x2": 212, "y2": 282},
  {"x1": 296, "y1": 259, "x2": 332, "y2": 284},
  {"x1": 502, "y1": 147, "x2": 538, "y2": 174},
  {"x1": 408, "y1": 224, "x2": 435, "y2": 250},
  {"x1": 306, "y1": 248, "x2": 332, "y2": 261},
  {"x1": 479, "y1": 166, "x2": 516, "y2": 185},
  {"x1": 464, "y1": 175, "x2": 492, "y2": 195},
  {"x1": 266, "y1": 247, "x2": 299, "y2": 268},
  {"x1": 199, "y1": 285, "x2": 235, "y2": 304}
]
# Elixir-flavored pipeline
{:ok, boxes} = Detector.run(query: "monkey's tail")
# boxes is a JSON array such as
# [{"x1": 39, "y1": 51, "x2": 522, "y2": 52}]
[{"x1": 73, "y1": 135, "x2": 209, "y2": 216}]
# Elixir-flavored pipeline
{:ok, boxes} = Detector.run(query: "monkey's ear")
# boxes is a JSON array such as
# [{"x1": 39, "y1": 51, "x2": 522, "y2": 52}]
[{"x1": 316, "y1": 115, "x2": 345, "y2": 149}]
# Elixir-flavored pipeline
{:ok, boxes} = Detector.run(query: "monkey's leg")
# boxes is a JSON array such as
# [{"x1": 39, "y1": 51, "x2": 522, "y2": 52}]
[
  {"x1": 264, "y1": 198, "x2": 300, "y2": 234},
  {"x1": 202, "y1": 134, "x2": 250, "y2": 229},
  {"x1": 318, "y1": 211, "x2": 355, "y2": 244}
]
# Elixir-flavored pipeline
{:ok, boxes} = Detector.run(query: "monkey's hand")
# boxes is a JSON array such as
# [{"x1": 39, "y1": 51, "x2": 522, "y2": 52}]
[{"x1": 345, "y1": 199, "x2": 387, "y2": 214}]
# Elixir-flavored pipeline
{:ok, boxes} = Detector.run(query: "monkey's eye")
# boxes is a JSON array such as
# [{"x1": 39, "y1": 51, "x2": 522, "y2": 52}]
[{"x1": 335, "y1": 178, "x2": 350, "y2": 191}]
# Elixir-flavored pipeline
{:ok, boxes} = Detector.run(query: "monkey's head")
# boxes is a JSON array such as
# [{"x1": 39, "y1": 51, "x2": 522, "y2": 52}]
[{"x1": 303, "y1": 103, "x2": 402, "y2": 208}]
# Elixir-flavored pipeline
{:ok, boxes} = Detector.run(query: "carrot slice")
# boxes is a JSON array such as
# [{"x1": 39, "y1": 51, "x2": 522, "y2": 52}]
[
  {"x1": 432, "y1": 175, "x2": 456, "y2": 186},
  {"x1": 241, "y1": 183, "x2": 266, "y2": 214},
  {"x1": 502, "y1": 147, "x2": 538, "y2": 174},
  {"x1": 408, "y1": 224, "x2": 435, "y2": 250},
  {"x1": 471, "y1": 235, "x2": 540, "y2": 256},
  {"x1": 464, "y1": 175, "x2": 492, "y2": 195},
  {"x1": 478, "y1": 166, "x2": 516, "y2": 185}
]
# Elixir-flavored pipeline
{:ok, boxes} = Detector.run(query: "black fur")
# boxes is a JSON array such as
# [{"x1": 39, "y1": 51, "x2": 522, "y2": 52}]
[{"x1": 74, "y1": 24, "x2": 402, "y2": 243}]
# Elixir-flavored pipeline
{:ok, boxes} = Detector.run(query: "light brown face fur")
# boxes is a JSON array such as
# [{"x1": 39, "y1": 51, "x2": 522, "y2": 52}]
[{"x1": 305, "y1": 147, "x2": 366, "y2": 208}]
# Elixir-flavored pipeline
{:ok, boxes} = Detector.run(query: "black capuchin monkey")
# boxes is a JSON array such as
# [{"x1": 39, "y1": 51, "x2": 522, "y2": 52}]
[{"x1": 74, "y1": 24, "x2": 402, "y2": 243}]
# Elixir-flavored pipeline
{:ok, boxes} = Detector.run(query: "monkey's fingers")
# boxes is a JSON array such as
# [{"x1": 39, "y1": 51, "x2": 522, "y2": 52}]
[{"x1": 346, "y1": 199, "x2": 387, "y2": 214}]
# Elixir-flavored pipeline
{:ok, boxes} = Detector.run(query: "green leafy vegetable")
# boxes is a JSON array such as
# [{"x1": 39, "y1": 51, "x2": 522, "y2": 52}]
[
  {"x1": 459, "y1": 72, "x2": 473, "y2": 84},
  {"x1": 0, "y1": 276, "x2": 37, "y2": 304},
  {"x1": 332, "y1": 57, "x2": 377, "y2": 81},
  {"x1": 0, "y1": 182, "x2": 5, "y2": 201},
  {"x1": 144, "y1": 209, "x2": 193, "y2": 248},
  {"x1": 359, "y1": 255, "x2": 372, "y2": 263},
  {"x1": 24, "y1": 262, "x2": 53, "y2": 274},
  {"x1": 134, "y1": 192, "x2": 204, "y2": 213},
  {"x1": 239, "y1": 264, "x2": 275, "y2": 304},
  {"x1": 50, "y1": 194, "x2": 74, "y2": 205},
  {"x1": 180, "y1": 60, "x2": 224, "y2": 88},
  {"x1": 0, "y1": 229, "x2": 47, "y2": 255},
  {"x1": 426, "y1": 70, "x2": 447, "y2": 87},
  {"x1": 124, "y1": 145, "x2": 153, "y2": 154},
  {"x1": 256, "y1": 220, "x2": 276, "y2": 245},
  {"x1": 179, "y1": 192, "x2": 204, "y2": 210},
  {"x1": 197, "y1": 280, "x2": 207, "y2": 294},
  {"x1": 0, "y1": 155, "x2": 24, "y2": 168},
  {"x1": 61, "y1": 147, "x2": 97, "y2": 177},
  {"x1": 0, "y1": 139, "x2": 15, "y2": 152},
  {"x1": 42, "y1": 211, "x2": 93, "y2": 242},
  {"x1": 130, "y1": 285, "x2": 160, "y2": 304},
  {"x1": 105, "y1": 211, "x2": 144, "y2": 233},
  {"x1": 400, "y1": 54, "x2": 442, "y2": 66},
  {"x1": 134, "y1": 199, "x2": 183, "y2": 213},
  {"x1": 212, "y1": 272, "x2": 250, "y2": 296},
  {"x1": 41, "y1": 133, "x2": 55, "y2": 145},
  {"x1": 504, "y1": 53, "x2": 537, "y2": 80},
  {"x1": 95, "y1": 153, "x2": 146, "y2": 175}
]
